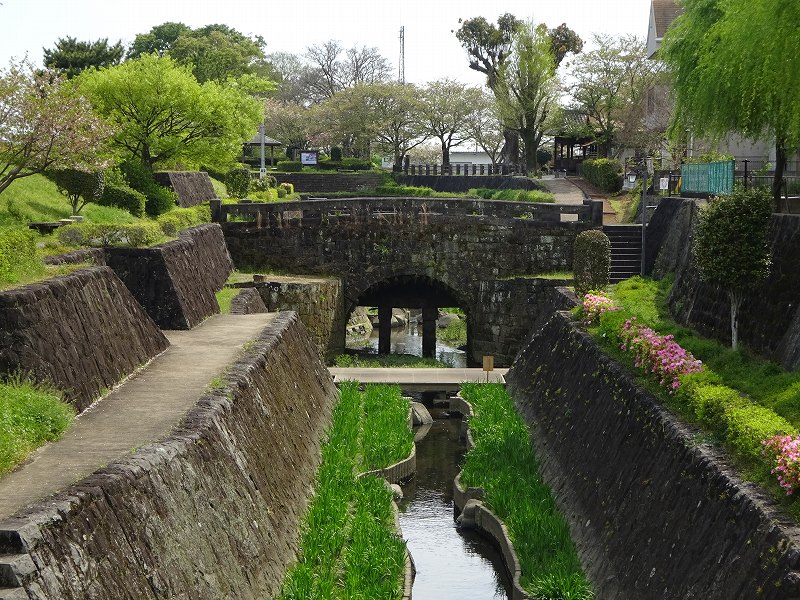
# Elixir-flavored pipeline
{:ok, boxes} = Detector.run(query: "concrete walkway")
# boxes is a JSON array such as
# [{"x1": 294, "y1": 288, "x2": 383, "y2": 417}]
[
  {"x1": 329, "y1": 367, "x2": 508, "y2": 392},
  {"x1": 539, "y1": 176, "x2": 587, "y2": 204},
  {"x1": 0, "y1": 313, "x2": 275, "y2": 521}
]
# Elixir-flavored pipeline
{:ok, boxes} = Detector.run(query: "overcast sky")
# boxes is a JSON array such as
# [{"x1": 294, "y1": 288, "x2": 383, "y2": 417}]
[{"x1": 0, "y1": 0, "x2": 651, "y2": 87}]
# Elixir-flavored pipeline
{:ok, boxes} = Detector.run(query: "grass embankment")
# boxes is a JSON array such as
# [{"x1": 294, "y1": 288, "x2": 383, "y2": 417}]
[
  {"x1": 0, "y1": 378, "x2": 75, "y2": 477},
  {"x1": 333, "y1": 353, "x2": 448, "y2": 368},
  {"x1": 277, "y1": 382, "x2": 411, "y2": 599},
  {"x1": 459, "y1": 383, "x2": 592, "y2": 600},
  {"x1": 589, "y1": 276, "x2": 800, "y2": 516}
]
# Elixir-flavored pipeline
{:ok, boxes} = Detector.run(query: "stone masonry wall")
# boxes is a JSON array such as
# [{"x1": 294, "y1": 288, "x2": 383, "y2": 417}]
[
  {"x1": 394, "y1": 174, "x2": 545, "y2": 193},
  {"x1": 0, "y1": 267, "x2": 168, "y2": 412},
  {"x1": 154, "y1": 171, "x2": 217, "y2": 207},
  {"x1": 274, "y1": 173, "x2": 383, "y2": 193},
  {"x1": 106, "y1": 224, "x2": 233, "y2": 329},
  {"x1": 651, "y1": 198, "x2": 800, "y2": 369},
  {"x1": 0, "y1": 312, "x2": 337, "y2": 599},
  {"x1": 235, "y1": 276, "x2": 346, "y2": 359},
  {"x1": 507, "y1": 312, "x2": 800, "y2": 599}
]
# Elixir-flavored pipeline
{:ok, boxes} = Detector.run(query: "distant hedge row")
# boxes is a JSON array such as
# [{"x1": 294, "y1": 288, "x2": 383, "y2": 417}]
[{"x1": 580, "y1": 159, "x2": 623, "y2": 193}]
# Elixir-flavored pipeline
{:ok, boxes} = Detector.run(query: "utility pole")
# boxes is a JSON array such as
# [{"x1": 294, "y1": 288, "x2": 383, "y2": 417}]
[{"x1": 399, "y1": 26, "x2": 405, "y2": 84}]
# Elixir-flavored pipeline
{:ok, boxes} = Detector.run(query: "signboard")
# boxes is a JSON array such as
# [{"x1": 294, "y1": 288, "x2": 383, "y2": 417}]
[
  {"x1": 300, "y1": 150, "x2": 319, "y2": 166},
  {"x1": 381, "y1": 156, "x2": 394, "y2": 170},
  {"x1": 482, "y1": 355, "x2": 494, "y2": 382},
  {"x1": 659, "y1": 177, "x2": 669, "y2": 191},
  {"x1": 259, "y1": 167, "x2": 267, "y2": 178}
]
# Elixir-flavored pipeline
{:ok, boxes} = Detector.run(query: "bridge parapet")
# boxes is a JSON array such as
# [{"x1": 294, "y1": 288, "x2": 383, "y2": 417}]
[{"x1": 212, "y1": 197, "x2": 597, "y2": 227}]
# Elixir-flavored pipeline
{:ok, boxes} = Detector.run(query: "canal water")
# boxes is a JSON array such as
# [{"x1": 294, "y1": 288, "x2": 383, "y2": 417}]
[
  {"x1": 398, "y1": 417, "x2": 511, "y2": 599},
  {"x1": 346, "y1": 321, "x2": 467, "y2": 368}
]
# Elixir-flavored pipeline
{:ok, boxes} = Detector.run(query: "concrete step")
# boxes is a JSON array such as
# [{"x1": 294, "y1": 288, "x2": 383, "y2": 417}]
[{"x1": 0, "y1": 587, "x2": 27, "y2": 600}]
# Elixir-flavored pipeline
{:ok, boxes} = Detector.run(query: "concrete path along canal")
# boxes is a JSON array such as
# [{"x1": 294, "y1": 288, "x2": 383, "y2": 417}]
[{"x1": 0, "y1": 313, "x2": 275, "y2": 521}]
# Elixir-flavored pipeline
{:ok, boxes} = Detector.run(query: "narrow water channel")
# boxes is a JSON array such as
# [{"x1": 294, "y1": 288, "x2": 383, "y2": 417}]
[
  {"x1": 398, "y1": 417, "x2": 511, "y2": 599},
  {"x1": 347, "y1": 322, "x2": 467, "y2": 367}
]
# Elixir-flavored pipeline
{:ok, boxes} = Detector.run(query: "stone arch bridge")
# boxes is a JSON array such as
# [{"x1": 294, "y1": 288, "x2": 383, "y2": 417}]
[{"x1": 215, "y1": 197, "x2": 600, "y2": 365}]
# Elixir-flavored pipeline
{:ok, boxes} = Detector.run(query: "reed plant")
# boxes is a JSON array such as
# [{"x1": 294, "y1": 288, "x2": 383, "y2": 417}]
[
  {"x1": 277, "y1": 381, "x2": 408, "y2": 600},
  {"x1": 460, "y1": 382, "x2": 592, "y2": 600}
]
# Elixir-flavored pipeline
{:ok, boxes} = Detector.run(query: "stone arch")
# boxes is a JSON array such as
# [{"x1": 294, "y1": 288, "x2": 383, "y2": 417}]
[{"x1": 347, "y1": 273, "x2": 473, "y2": 360}]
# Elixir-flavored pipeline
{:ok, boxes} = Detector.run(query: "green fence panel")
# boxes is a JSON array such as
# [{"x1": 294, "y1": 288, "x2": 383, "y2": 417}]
[{"x1": 681, "y1": 160, "x2": 734, "y2": 195}]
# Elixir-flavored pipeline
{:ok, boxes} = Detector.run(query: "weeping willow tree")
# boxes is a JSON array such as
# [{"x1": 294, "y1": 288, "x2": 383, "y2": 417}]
[{"x1": 662, "y1": 0, "x2": 800, "y2": 209}]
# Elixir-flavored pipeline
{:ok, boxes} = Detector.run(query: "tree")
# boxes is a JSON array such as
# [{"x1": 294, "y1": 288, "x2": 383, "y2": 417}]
[
  {"x1": 77, "y1": 54, "x2": 262, "y2": 170},
  {"x1": 46, "y1": 168, "x2": 104, "y2": 214},
  {"x1": 420, "y1": 79, "x2": 483, "y2": 167},
  {"x1": 568, "y1": 34, "x2": 656, "y2": 158},
  {"x1": 43, "y1": 37, "x2": 124, "y2": 78},
  {"x1": 455, "y1": 14, "x2": 523, "y2": 167},
  {"x1": 662, "y1": 0, "x2": 800, "y2": 209},
  {"x1": 693, "y1": 187, "x2": 772, "y2": 350},
  {"x1": 495, "y1": 22, "x2": 559, "y2": 172},
  {"x1": 169, "y1": 24, "x2": 267, "y2": 84},
  {"x1": 303, "y1": 41, "x2": 392, "y2": 102},
  {"x1": 548, "y1": 23, "x2": 584, "y2": 67},
  {"x1": 0, "y1": 60, "x2": 111, "y2": 195},
  {"x1": 464, "y1": 92, "x2": 505, "y2": 167},
  {"x1": 128, "y1": 22, "x2": 192, "y2": 58},
  {"x1": 263, "y1": 99, "x2": 315, "y2": 150}
]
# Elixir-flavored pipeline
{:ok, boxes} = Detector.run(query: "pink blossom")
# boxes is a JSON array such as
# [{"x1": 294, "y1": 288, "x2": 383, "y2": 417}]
[
  {"x1": 763, "y1": 435, "x2": 800, "y2": 495},
  {"x1": 581, "y1": 293, "x2": 620, "y2": 325}
]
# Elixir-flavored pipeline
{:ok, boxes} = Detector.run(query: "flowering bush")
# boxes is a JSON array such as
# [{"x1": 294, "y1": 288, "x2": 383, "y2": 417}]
[
  {"x1": 763, "y1": 435, "x2": 800, "y2": 495},
  {"x1": 619, "y1": 318, "x2": 703, "y2": 391},
  {"x1": 581, "y1": 292, "x2": 620, "y2": 325}
]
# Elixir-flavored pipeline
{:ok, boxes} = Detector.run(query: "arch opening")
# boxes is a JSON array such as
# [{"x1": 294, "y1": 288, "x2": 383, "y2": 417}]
[{"x1": 346, "y1": 275, "x2": 471, "y2": 365}]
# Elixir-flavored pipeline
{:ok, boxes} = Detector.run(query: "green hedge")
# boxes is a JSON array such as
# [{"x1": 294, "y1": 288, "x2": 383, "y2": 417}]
[
  {"x1": 156, "y1": 205, "x2": 211, "y2": 236},
  {"x1": 57, "y1": 222, "x2": 164, "y2": 248},
  {"x1": 580, "y1": 158, "x2": 623, "y2": 193},
  {"x1": 0, "y1": 227, "x2": 42, "y2": 284},
  {"x1": 276, "y1": 160, "x2": 302, "y2": 172},
  {"x1": 225, "y1": 167, "x2": 251, "y2": 198},
  {"x1": 98, "y1": 184, "x2": 147, "y2": 217}
]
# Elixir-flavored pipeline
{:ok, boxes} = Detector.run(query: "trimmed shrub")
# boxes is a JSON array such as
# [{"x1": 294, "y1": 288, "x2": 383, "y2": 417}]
[
  {"x1": 98, "y1": 184, "x2": 147, "y2": 217},
  {"x1": 580, "y1": 158, "x2": 623, "y2": 193},
  {"x1": 341, "y1": 157, "x2": 373, "y2": 170},
  {"x1": 331, "y1": 146, "x2": 343, "y2": 161},
  {"x1": 276, "y1": 187, "x2": 287, "y2": 199},
  {"x1": 57, "y1": 222, "x2": 163, "y2": 248},
  {"x1": 120, "y1": 160, "x2": 177, "y2": 217},
  {"x1": 225, "y1": 167, "x2": 251, "y2": 198},
  {"x1": 723, "y1": 402, "x2": 797, "y2": 461},
  {"x1": 276, "y1": 160, "x2": 302, "y2": 172},
  {"x1": 157, "y1": 206, "x2": 207, "y2": 236},
  {"x1": 278, "y1": 182, "x2": 294, "y2": 195},
  {"x1": 573, "y1": 229, "x2": 611, "y2": 296},
  {"x1": 0, "y1": 227, "x2": 42, "y2": 284},
  {"x1": 251, "y1": 175, "x2": 276, "y2": 192}
]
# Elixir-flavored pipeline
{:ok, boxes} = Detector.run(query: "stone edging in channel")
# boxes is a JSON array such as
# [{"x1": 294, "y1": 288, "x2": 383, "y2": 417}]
[{"x1": 451, "y1": 395, "x2": 529, "y2": 600}]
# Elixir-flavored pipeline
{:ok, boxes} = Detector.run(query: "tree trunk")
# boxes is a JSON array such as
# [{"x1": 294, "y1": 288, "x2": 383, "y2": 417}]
[
  {"x1": 729, "y1": 289, "x2": 743, "y2": 350},
  {"x1": 773, "y1": 137, "x2": 787, "y2": 213},
  {"x1": 520, "y1": 128, "x2": 539, "y2": 174},
  {"x1": 501, "y1": 129, "x2": 519, "y2": 170},
  {"x1": 441, "y1": 139, "x2": 450, "y2": 167}
]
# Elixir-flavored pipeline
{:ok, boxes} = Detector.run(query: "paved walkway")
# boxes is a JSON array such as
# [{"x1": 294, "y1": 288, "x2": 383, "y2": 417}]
[
  {"x1": 329, "y1": 367, "x2": 508, "y2": 392},
  {"x1": 539, "y1": 176, "x2": 587, "y2": 204},
  {"x1": 0, "y1": 313, "x2": 275, "y2": 521}
]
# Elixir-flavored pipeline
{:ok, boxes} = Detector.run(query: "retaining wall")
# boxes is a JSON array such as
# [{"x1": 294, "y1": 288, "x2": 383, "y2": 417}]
[
  {"x1": 0, "y1": 312, "x2": 337, "y2": 599},
  {"x1": 105, "y1": 224, "x2": 233, "y2": 329},
  {"x1": 651, "y1": 198, "x2": 800, "y2": 369},
  {"x1": 153, "y1": 171, "x2": 217, "y2": 207},
  {"x1": 0, "y1": 267, "x2": 168, "y2": 412},
  {"x1": 395, "y1": 174, "x2": 545, "y2": 193},
  {"x1": 274, "y1": 173, "x2": 383, "y2": 193},
  {"x1": 507, "y1": 311, "x2": 800, "y2": 599}
]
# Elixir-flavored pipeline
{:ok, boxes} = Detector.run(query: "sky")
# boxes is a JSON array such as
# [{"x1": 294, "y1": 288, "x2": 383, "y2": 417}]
[{"x1": 0, "y1": 0, "x2": 652, "y2": 87}]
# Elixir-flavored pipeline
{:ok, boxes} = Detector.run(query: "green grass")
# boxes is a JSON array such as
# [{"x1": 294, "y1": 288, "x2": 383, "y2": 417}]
[
  {"x1": 209, "y1": 177, "x2": 227, "y2": 199},
  {"x1": 0, "y1": 174, "x2": 141, "y2": 226},
  {"x1": 0, "y1": 377, "x2": 75, "y2": 477},
  {"x1": 215, "y1": 287, "x2": 239, "y2": 314},
  {"x1": 277, "y1": 382, "x2": 408, "y2": 599},
  {"x1": 469, "y1": 187, "x2": 556, "y2": 203},
  {"x1": 361, "y1": 384, "x2": 413, "y2": 470},
  {"x1": 438, "y1": 318, "x2": 467, "y2": 346},
  {"x1": 333, "y1": 353, "x2": 448, "y2": 368},
  {"x1": 459, "y1": 383, "x2": 592, "y2": 600}
]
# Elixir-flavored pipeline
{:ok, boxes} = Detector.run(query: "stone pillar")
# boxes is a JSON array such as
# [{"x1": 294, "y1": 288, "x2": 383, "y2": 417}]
[
  {"x1": 378, "y1": 305, "x2": 392, "y2": 355},
  {"x1": 422, "y1": 306, "x2": 437, "y2": 358}
]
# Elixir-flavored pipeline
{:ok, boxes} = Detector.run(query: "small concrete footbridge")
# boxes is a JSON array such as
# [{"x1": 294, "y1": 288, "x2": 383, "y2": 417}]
[{"x1": 214, "y1": 197, "x2": 602, "y2": 365}]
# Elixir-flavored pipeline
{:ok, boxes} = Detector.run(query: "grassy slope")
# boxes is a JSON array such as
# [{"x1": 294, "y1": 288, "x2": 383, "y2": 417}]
[{"x1": 0, "y1": 174, "x2": 140, "y2": 226}]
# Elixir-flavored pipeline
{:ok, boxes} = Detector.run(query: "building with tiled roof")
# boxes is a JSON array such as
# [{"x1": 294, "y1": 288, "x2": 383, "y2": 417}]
[{"x1": 646, "y1": 0, "x2": 683, "y2": 58}]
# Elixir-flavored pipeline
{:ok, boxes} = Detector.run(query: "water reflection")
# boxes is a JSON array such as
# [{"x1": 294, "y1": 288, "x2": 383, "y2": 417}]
[
  {"x1": 346, "y1": 321, "x2": 467, "y2": 368},
  {"x1": 399, "y1": 418, "x2": 510, "y2": 600}
]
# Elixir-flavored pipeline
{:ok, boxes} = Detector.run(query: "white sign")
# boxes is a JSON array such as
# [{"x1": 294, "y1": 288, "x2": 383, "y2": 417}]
[
  {"x1": 300, "y1": 151, "x2": 318, "y2": 165},
  {"x1": 259, "y1": 167, "x2": 267, "y2": 178},
  {"x1": 659, "y1": 177, "x2": 669, "y2": 190},
  {"x1": 381, "y1": 156, "x2": 394, "y2": 170}
]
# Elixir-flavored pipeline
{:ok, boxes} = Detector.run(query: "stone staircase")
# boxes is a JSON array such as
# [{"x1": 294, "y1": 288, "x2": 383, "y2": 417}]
[
  {"x1": 0, "y1": 551, "x2": 35, "y2": 599},
  {"x1": 604, "y1": 225, "x2": 642, "y2": 283}
]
